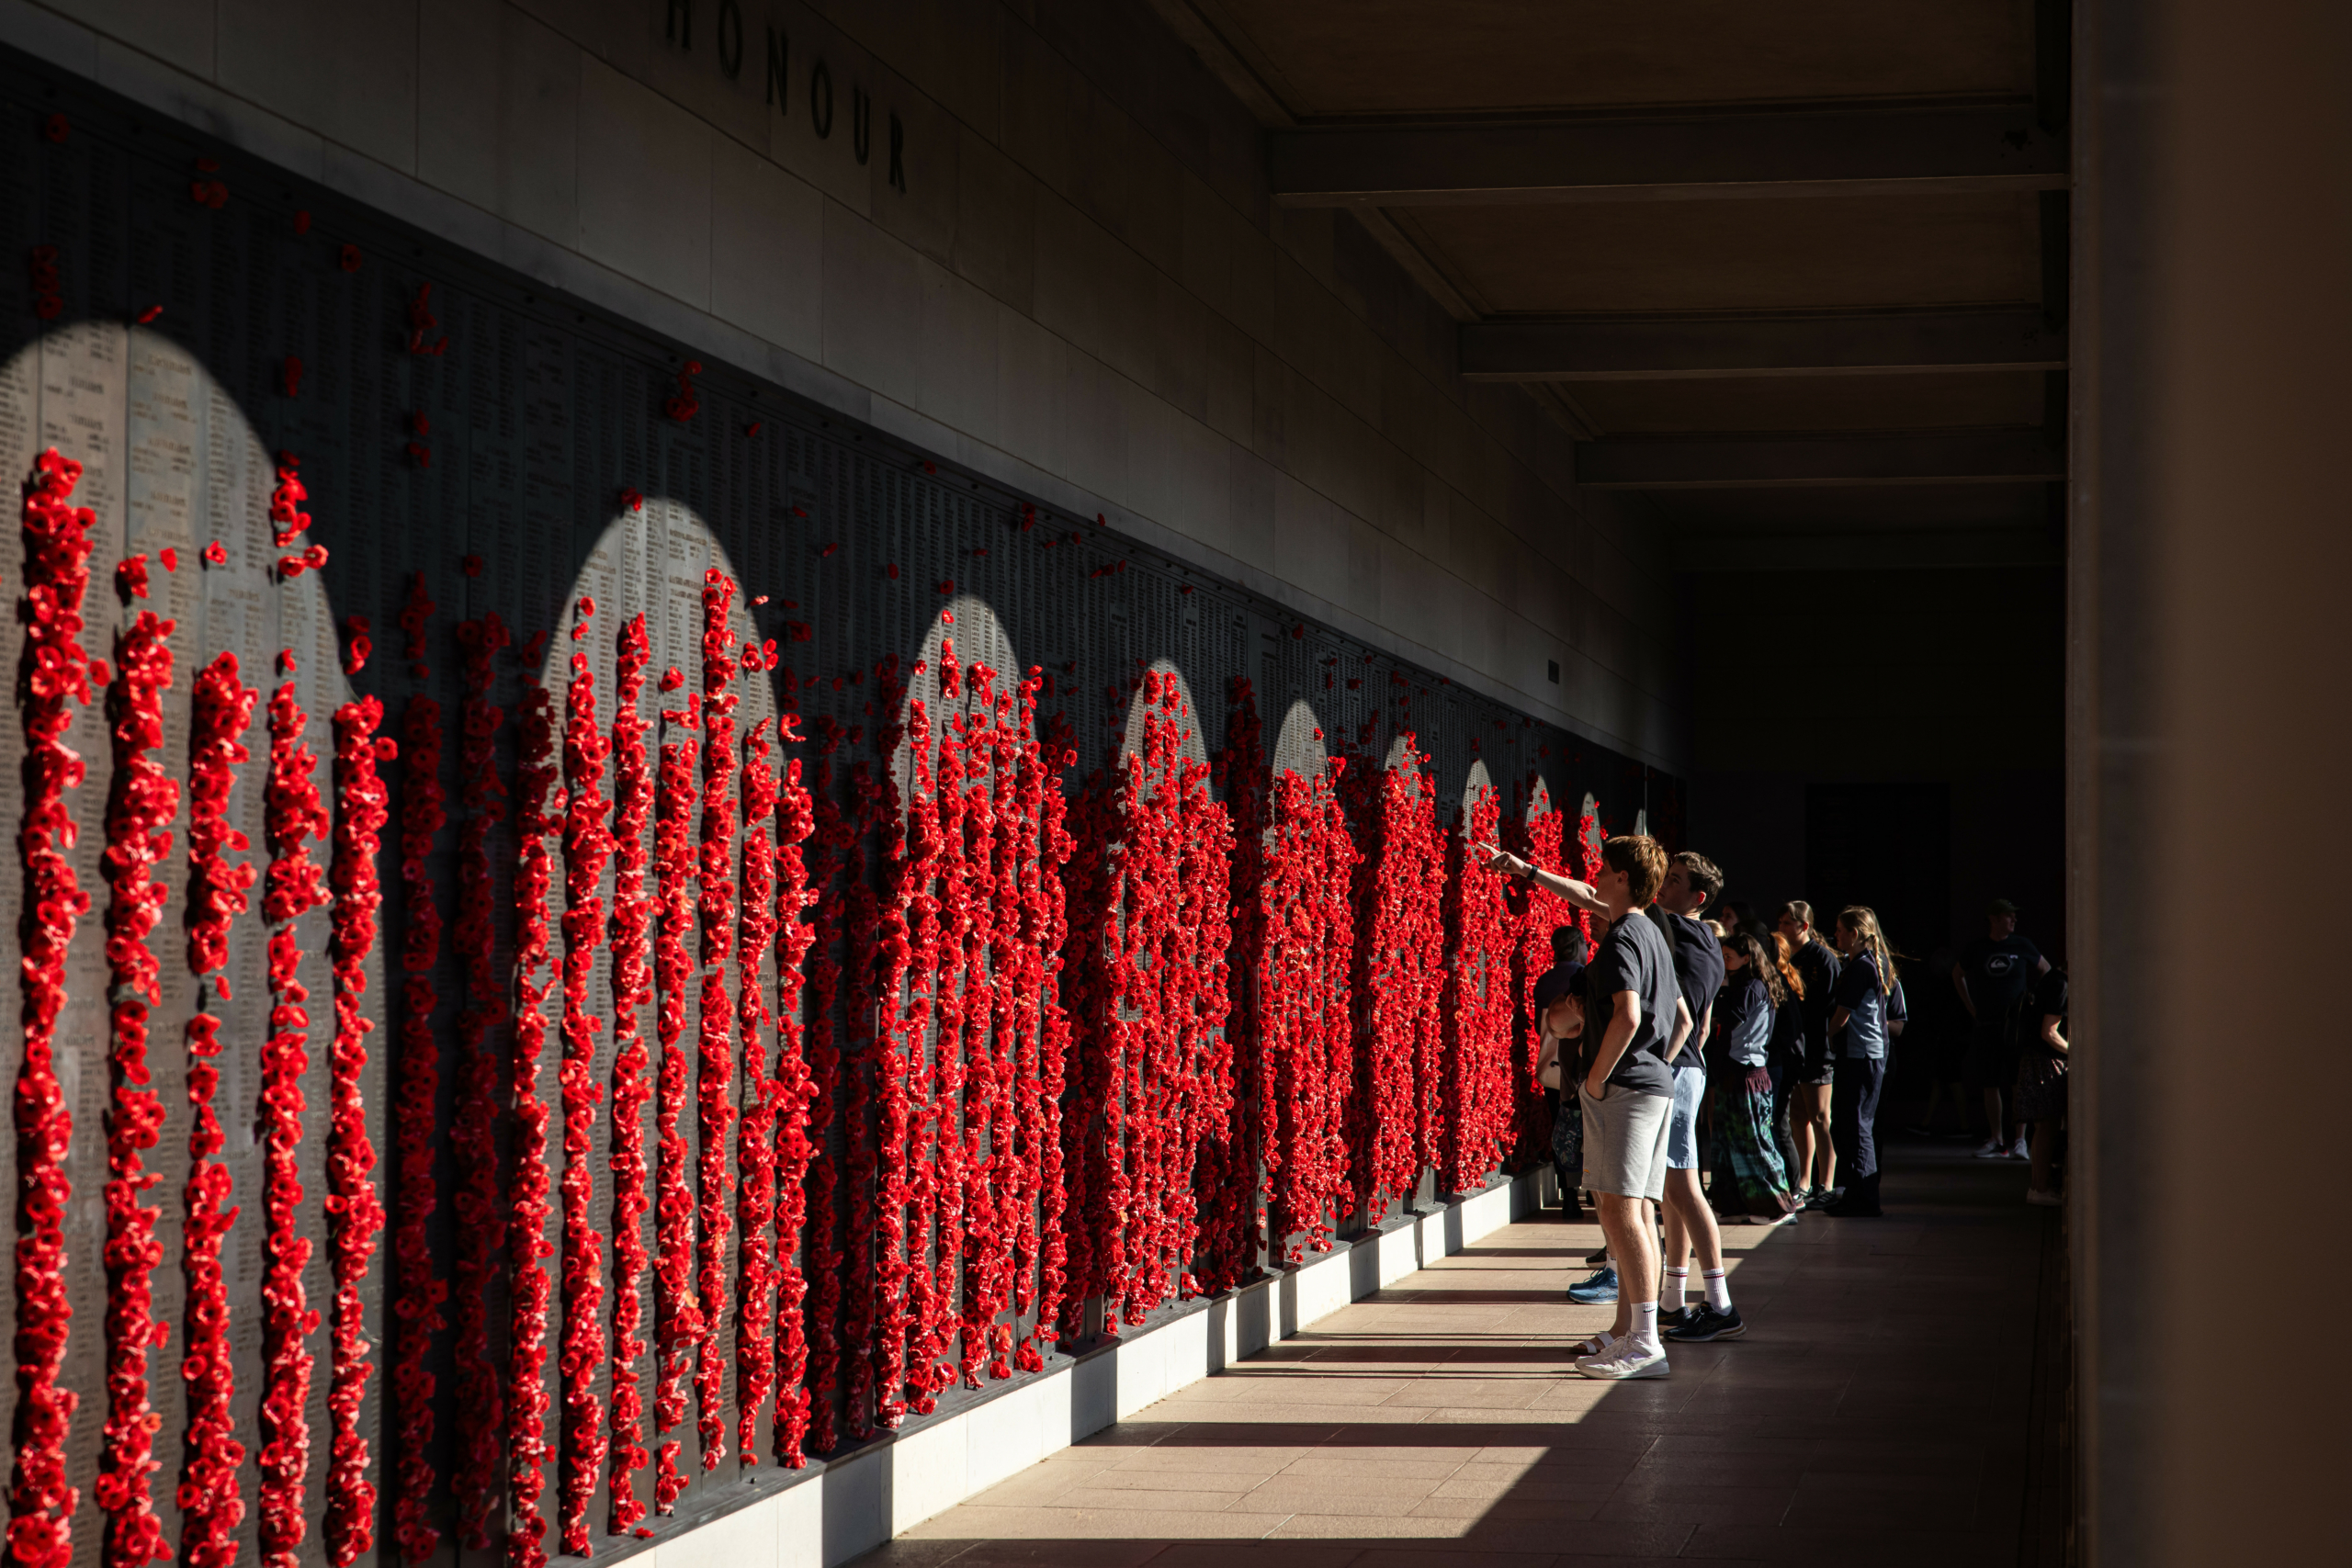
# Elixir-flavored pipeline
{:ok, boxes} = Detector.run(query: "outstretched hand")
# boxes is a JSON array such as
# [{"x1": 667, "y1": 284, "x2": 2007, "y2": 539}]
[{"x1": 1474, "y1": 840, "x2": 1522, "y2": 877}]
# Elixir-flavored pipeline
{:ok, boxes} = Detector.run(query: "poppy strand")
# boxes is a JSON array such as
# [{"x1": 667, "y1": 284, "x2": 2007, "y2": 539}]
[
  {"x1": 96, "y1": 604, "x2": 177, "y2": 1568},
  {"x1": 323, "y1": 697, "x2": 391, "y2": 1565}
]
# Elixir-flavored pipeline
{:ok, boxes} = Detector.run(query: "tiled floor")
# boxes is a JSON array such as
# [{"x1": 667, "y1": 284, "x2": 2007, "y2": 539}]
[{"x1": 855, "y1": 1140, "x2": 2052, "y2": 1567}]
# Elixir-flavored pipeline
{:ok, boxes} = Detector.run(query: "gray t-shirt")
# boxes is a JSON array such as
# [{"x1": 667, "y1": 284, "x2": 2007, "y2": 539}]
[{"x1": 1582, "y1": 910, "x2": 1679, "y2": 1098}]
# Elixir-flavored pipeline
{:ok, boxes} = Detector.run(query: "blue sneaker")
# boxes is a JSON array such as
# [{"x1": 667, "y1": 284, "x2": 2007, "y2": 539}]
[{"x1": 1566, "y1": 1266, "x2": 1618, "y2": 1304}]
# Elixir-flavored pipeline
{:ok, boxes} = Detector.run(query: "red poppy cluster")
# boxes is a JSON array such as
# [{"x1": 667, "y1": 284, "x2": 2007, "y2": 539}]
[
  {"x1": 769, "y1": 698, "x2": 820, "y2": 1463},
  {"x1": 1573, "y1": 799, "x2": 1605, "y2": 937},
  {"x1": 1442, "y1": 791, "x2": 1514, "y2": 1192},
  {"x1": 1197, "y1": 681, "x2": 1268, "y2": 1290},
  {"x1": 695, "y1": 570, "x2": 742, "y2": 1470},
  {"x1": 1358, "y1": 737, "x2": 1447, "y2": 1212},
  {"x1": 6, "y1": 426, "x2": 1641, "y2": 1565},
  {"x1": 28, "y1": 243, "x2": 62, "y2": 320},
  {"x1": 96, "y1": 601, "x2": 176, "y2": 1568},
  {"x1": 733, "y1": 713, "x2": 782, "y2": 1459},
  {"x1": 650, "y1": 658, "x2": 701, "y2": 1506},
  {"x1": 871, "y1": 647, "x2": 1075, "y2": 1422},
  {"x1": 1061, "y1": 671, "x2": 1233, "y2": 1332},
  {"x1": 179, "y1": 652, "x2": 256, "y2": 1568},
  {"x1": 1510, "y1": 797, "x2": 1572, "y2": 1157},
  {"x1": 559, "y1": 628, "x2": 616, "y2": 1554},
  {"x1": 8, "y1": 450, "x2": 93, "y2": 1568},
  {"x1": 450, "y1": 612, "x2": 511, "y2": 1551},
  {"x1": 269, "y1": 454, "x2": 328, "y2": 580},
  {"x1": 1256, "y1": 762, "x2": 1360, "y2": 1261},
  {"x1": 795, "y1": 717, "x2": 861, "y2": 1450},
  {"x1": 390, "y1": 687, "x2": 447, "y2": 1563},
  {"x1": 606, "y1": 614, "x2": 657, "y2": 1532},
  {"x1": 325, "y1": 697, "x2": 391, "y2": 1566},
  {"x1": 507, "y1": 671, "x2": 560, "y2": 1568},
  {"x1": 260, "y1": 673, "x2": 331, "y2": 1566}
]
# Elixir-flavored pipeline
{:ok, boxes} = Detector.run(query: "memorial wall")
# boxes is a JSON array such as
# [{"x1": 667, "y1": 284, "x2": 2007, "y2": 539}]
[{"x1": 0, "y1": 7, "x2": 1685, "y2": 1567}]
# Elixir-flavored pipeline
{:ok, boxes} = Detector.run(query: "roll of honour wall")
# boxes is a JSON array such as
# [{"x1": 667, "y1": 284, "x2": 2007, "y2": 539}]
[{"x1": 0, "y1": 59, "x2": 1683, "y2": 1568}]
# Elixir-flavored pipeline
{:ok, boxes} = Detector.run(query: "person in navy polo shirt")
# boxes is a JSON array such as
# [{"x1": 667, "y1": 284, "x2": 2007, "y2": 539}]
[{"x1": 1824, "y1": 906, "x2": 1902, "y2": 1216}]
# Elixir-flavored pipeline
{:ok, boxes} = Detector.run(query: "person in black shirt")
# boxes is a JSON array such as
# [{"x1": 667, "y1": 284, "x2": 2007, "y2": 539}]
[
  {"x1": 1953, "y1": 899, "x2": 2051, "y2": 1160},
  {"x1": 2017, "y1": 964, "x2": 2069, "y2": 1204},
  {"x1": 1648, "y1": 852, "x2": 1742, "y2": 1341},
  {"x1": 1482, "y1": 833, "x2": 1682, "y2": 1381},
  {"x1": 1766, "y1": 931, "x2": 1810, "y2": 1192},
  {"x1": 1904, "y1": 942, "x2": 1973, "y2": 1137},
  {"x1": 1775, "y1": 900, "x2": 1842, "y2": 1205}
]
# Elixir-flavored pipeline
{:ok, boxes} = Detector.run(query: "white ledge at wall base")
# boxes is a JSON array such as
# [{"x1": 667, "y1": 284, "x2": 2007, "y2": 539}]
[{"x1": 632, "y1": 1169, "x2": 1547, "y2": 1568}]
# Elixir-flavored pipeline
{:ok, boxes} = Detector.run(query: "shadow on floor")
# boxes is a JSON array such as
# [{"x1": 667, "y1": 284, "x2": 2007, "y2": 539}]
[{"x1": 852, "y1": 1141, "x2": 2068, "y2": 1568}]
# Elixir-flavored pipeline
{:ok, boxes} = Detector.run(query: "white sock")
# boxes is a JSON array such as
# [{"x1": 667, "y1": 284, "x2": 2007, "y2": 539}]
[
  {"x1": 1703, "y1": 1269, "x2": 1731, "y2": 1313},
  {"x1": 1662, "y1": 1266, "x2": 1688, "y2": 1311},
  {"x1": 1633, "y1": 1301, "x2": 1659, "y2": 1351}
]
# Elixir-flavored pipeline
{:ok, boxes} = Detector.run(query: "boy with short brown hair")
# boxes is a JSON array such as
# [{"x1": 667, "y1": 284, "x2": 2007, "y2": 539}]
[{"x1": 1480, "y1": 831, "x2": 1683, "y2": 1380}]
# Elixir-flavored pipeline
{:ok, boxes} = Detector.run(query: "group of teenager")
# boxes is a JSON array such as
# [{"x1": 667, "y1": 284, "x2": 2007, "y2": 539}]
[{"x1": 1476, "y1": 832, "x2": 2070, "y2": 1382}]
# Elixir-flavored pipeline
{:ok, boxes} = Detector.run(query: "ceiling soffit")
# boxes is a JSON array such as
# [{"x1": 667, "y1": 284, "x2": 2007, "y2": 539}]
[{"x1": 1145, "y1": 0, "x2": 2070, "y2": 529}]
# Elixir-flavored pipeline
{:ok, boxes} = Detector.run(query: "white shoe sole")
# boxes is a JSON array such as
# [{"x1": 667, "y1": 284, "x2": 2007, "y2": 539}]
[{"x1": 1576, "y1": 1353, "x2": 1669, "y2": 1381}]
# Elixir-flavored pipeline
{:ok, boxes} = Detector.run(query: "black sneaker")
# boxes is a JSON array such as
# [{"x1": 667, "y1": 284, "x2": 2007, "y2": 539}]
[
  {"x1": 1657, "y1": 1305, "x2": 1699, "y2": 1336},
  {"x1": 1665, "y1": 1303, "x2": 1747, "y2": 1342},
  {"x1": 1585, "y1": 1247, "x2": 1610, "y2": 1268},
  {"x1": 1804, "y1": 1186, "x2": 1843, "y2": 1211}
]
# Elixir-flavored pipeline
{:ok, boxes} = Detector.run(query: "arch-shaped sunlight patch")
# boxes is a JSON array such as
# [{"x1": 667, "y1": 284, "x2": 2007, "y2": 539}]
[
  {"x1": 1118, "y1": 656, "x2": 1207, "y2": 769},
  {"x1": 1272, "y1": 696, "x2": 1330, "y2": 782}
]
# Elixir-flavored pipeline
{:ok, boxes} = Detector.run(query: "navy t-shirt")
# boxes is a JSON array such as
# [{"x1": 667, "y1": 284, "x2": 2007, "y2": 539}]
[
  {"x1": 1718, "y1": 971, "x2": 1771, "y2": 1067},
  {"x1": 1583, "y1": 911, "x2": 1679, "y2": 1098},
  {"x1": 1960, "y1": 935, "x2": 2043, "y2": 1026},
  {"x1": 1792, "y1": 937, "x2": 1841, "y2": 1051},
  {"x1": 1832, "y1": 951, "x2": 1890, "y2": 1060},
  {"x1": 1645, "y1": 908, "x2": 1724, "y2": 1074},
  {"x1": 1533, "y1": 961, "x2": 1585, "y2": 1011}
]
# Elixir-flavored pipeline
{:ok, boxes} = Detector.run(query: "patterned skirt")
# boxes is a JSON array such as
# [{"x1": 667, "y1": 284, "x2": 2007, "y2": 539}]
[
  {"x1": 2014, "y1": 1050, "x2": 2069, "y2": 1122},
  {"x1": 1549, "y1": 1085, "x2": 1582, "y2": 1188},
  {"x1": 1710, "y1": 1064, "x2": 1798, "y2": 1218}
]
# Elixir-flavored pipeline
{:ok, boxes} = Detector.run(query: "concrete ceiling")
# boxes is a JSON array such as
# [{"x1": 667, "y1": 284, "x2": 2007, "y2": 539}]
[
  {"x1": 1396, "y1": 194, "x2": 2045, "y2": 314},
  {"x1": 1151, "y1": 0, "x2": 2068, "y2": 569},
  {"x1": 1184, "y1": 0, "x2": 2035, "y2": 116}
]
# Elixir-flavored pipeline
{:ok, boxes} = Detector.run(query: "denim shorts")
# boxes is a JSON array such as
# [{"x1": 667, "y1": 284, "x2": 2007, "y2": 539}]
[{"x1": 1666, "y1": 1064, "x2": 1706, "y2": 1169}]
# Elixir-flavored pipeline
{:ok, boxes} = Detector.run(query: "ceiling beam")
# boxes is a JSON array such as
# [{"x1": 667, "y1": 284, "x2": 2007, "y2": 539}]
[
  {"x1": 1271, "y1": 107, "x2": 2067, "y2": 207},
  {"x1": 1577, "y1": 432, "x2": 2065, "y2": 489},
  {"x1": 1673, "y1": 527, "x2": 2064, "y2": 572},
  {"x1": 1461, "y1": 310, "x2": 2066, "y2": 380}
]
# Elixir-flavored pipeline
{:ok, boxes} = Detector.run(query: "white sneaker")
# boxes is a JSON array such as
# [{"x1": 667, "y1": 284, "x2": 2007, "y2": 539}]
[
  {"x1": 1973, "y1": 1140, "x2": 2007, "y2": 1158},
  {"x1": 1576, "y1": 1337, "x2": 1669, "y2": 1380},
  {"x1": 2008, "y1": 1138, "x2": 2030, "y2": 1160}
]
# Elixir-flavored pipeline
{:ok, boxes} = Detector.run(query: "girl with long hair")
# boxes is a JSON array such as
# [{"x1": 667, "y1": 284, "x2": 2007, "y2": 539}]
[
  {"x1": 1775, "y1": 901, "x2": 1842, "y2": 1207},
  {"x1": 1710, "y1": 931, "x2": 1800, "y2": 1226},
  {"x1": 1766, "y1": 931, "x2": 1809, "y2": 1194},
  {"x1": 1825, "y1": 906, "x2": 1900, "y2": 1217}
]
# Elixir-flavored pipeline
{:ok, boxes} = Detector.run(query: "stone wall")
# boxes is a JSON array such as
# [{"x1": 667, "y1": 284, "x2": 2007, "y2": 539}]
[{"x1": 0, "y1": 0, "x2": 1684, "y2": 767}]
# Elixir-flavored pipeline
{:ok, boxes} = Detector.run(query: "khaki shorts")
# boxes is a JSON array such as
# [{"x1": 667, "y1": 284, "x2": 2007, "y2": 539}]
[{"x1": 1579, "y1": 1082, "x2": 1672, "y2": 1201}]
